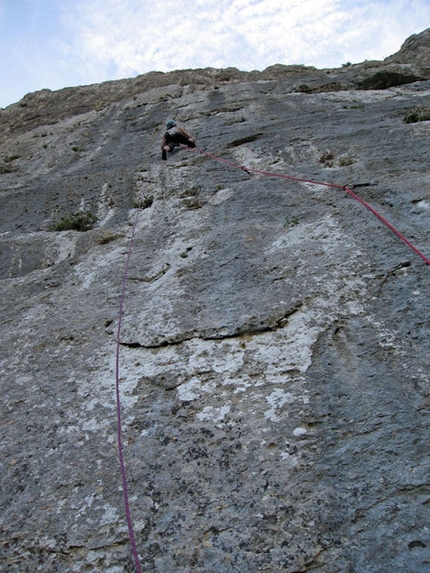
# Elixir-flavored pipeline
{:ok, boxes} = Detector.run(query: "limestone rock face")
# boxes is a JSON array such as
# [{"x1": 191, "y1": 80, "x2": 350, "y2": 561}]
[
  {"x1": 1, "y1": 32, "x2": 429, "y2": 572},
  {"x1": 385, "y1": 27, "x2": 430, "y2": 70}
]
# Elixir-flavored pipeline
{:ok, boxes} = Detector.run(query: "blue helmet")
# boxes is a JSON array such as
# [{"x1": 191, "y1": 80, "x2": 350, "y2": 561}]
[{"x1": 165, "y1": 119, "x2": 176, "y2": 129}]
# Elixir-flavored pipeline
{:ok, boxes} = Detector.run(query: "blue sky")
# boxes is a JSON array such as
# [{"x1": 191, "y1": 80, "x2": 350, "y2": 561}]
[{"x1": 0, "y1": 0, "x2": 428, "y2": 108}]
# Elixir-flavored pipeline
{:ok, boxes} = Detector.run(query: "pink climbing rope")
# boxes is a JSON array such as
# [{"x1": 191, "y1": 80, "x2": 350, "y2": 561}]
[
  {"x1": 184, "y1": 146, "x2": 430, "y2": 266},
  {"x1": 115, "y1": 208, "x2": 143, "y2": 573},
  {"x1": 341, "y1": 185, "x2": 430, "y2": 266}
]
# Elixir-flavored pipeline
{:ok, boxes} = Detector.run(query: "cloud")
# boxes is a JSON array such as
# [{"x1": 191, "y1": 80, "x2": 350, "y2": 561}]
[
  {"x1": 58, "y1": 0, "x2": 427, "y2": 84},
  {"x1": 0, "y1": 0, "x2": 427, "y2": 107}
]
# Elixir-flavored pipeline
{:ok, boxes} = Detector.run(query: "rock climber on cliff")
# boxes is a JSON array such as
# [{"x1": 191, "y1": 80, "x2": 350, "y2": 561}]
[{"x1": 161, "y1": 119, "x2": 196, "y2": 160}]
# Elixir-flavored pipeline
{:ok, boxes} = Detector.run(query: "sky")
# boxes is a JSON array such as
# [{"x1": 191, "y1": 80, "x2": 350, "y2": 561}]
[{"x1": 0, "y1": 0, "x2": 428, "y2": 108}]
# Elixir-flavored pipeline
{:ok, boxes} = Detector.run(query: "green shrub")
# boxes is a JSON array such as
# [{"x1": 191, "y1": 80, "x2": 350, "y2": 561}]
[
  {"x1": 284, "y1": 216, "x2": 300, "y2": 228},
  {"x1": 338, "y1": 156, "x2": 355, "y2": 167},
  {"x1": 319, "y1": 151, "x2": 335, "y2": 167},
  {"x1": 403, "y1": 108, "x2": 430, "y2": 123},
  {"x1": 53, "y1": 210, "x2": 97, "y2": 232}
]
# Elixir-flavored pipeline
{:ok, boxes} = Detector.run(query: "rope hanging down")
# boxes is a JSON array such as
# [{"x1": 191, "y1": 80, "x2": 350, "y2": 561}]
[
  {"x1": 183, "y1": 146, "x2": 430, "y2": 266},
  {"x1": 115, "y1": 209, "x2": 143, "y2": 573}
]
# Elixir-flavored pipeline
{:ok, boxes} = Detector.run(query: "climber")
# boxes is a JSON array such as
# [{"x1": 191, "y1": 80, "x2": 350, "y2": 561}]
[{"x1": 161, "y1": 119, "x2": 196, "y2": 160}]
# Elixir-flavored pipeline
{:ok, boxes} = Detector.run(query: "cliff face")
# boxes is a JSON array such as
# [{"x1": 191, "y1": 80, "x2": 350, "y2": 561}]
[{"x1": 1, "y1": 31, "x2": 429, "y2": 572}]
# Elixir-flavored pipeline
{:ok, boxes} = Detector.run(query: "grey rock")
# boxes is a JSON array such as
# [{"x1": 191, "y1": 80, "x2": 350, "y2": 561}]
[
  {"x1": 0, "y1": 31, "x2": 429, "y2": 572},
  {"x1": 385, "y1": 28, "x2": 430, "y2": 71}
]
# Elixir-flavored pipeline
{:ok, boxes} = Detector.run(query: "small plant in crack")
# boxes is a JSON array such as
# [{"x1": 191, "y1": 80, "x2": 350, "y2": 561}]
[
  {"x1": 284, "y1": 216, "x2": 300, "y2": 228},
  {"x1": 319, "y1": 150, "x2": 335, "y2": 167},
  {"x1": 52, "y1": 210, "x2": 98, "y2": 232},
  {"x1": 403, "y1": 108, "x2": 430, "y2": 124}
]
